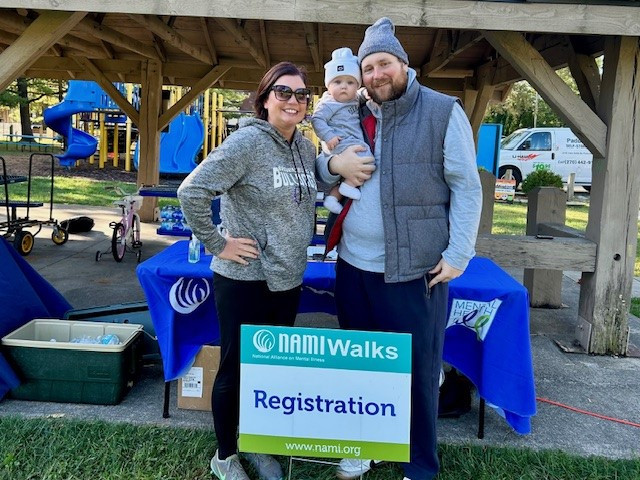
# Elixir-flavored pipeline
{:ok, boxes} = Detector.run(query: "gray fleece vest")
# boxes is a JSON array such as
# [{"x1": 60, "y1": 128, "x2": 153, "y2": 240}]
[{"x1": 367, "y1": 82, "x2": 457, "y2": 282}]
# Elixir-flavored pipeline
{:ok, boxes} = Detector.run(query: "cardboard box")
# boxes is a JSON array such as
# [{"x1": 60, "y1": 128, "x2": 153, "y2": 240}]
[{"x1": 177, "y1": 345, "x2": 220, "y2": 411}]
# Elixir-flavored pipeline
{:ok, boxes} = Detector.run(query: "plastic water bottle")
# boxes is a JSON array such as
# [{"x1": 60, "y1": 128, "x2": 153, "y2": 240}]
[{"x1": 188, "y1": 235, "x2": 201, "y2": 263}]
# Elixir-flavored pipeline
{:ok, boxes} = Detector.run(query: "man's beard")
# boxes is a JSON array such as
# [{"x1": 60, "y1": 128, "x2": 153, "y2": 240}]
[{"x1": 366, "y1": 76, "x2": 408, "y2": 104}]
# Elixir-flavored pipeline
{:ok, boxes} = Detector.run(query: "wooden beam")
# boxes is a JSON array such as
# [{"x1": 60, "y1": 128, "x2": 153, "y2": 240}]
[
  {"x1": 74, "y1": 57, "x2": 140, "y2": 125},
  {"x1": 158, "y1": 65, "x2": 231, "y2": 131},
  {"x1": 0, "y1": 11, "x2": 86, "y2": 92},
  {"x1": 12, "y1": 1, "x2": 640, "y2": 36},
  {"x1": 421, "y1": 31, "x2": 483, "y2": 76},
  {"x1": 469, "y1": 65, "x2": 495, "y2": 139},
  {"x1": 258, "y1": 20, "x2": 271, "y2": 69},
  {"x1": 201, "y1": 18, "x2": 219, "y2": 65},
  {"x1": 475, "y1": 234, "x2": 596, "y2": 272},
  {"x1": 578, "y1": 36, "x2": 640, "y2": 355},
  {"x1": 567, "y1": 37, "x2": 601, "y2": 112},
  {"x1": 484, "y1": 30, "x2": 607, "y2": 158},
  {"x1": 303, "y1": 23, "x2": 321, "y2": 72},
  {"x1": 137, "y1": 59, "x2": 162, "y2": 222},
  {"x1": 75, "y1": 17, "x2": 160, "y2": 60},
  {"x1": 215, "y1": 17, "x2": 267, "y2": 68},
  {"x1": 129, "y1": 14, "x2": 212, "y2": 65},
  {"x1": 0, "y1": 11, "x2": 106, "y2": 58}
]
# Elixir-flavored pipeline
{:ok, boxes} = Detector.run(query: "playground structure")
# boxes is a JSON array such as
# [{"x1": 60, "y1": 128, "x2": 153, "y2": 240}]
[{"x1": 44, "y1": 81, "x2": 233, "y2": 174}]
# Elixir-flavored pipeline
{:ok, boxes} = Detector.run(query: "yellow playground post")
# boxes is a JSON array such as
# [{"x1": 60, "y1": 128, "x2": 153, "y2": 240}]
[
  {"x1": 203, "y1": 89, "x2": 210, "y2": 156},
  {"x1": 216, "y1": 95, "x2": 223, "y2": 148},
  {"x1": 99, "y1": 113, "x2": 107, "y2": 169},
  {"x1": 113, "y1": 123, "x2": 119, "y2": 167},
  {"x1": 125, "y1": 84, "x2": 133, "y2": 172},
  {"x1": 210, "y1": 92, "x2": 217, "y2": 151}
]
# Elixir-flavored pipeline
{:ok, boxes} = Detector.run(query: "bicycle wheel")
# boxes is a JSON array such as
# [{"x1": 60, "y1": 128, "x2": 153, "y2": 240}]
[{"x1": 111, "y1": 222, "x2": 126, "y2": 262}]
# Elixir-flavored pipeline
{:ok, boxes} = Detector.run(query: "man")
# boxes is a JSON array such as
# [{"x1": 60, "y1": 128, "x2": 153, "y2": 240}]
[{"x1": 316, "y1": 17, "x2": 482, "y2": 480}]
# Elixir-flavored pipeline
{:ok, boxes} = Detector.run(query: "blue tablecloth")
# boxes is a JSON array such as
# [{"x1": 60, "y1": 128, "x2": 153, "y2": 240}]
[
  {"x1": 137, "y1": 241, "x2": 535, "y2": 433},
  {"x1": 0, "y1": 237, "x2": 72, "y2": 400}
]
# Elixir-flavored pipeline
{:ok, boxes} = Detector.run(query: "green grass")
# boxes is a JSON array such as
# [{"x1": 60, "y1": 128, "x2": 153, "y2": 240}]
[
  {"x1": 631, "y1": 298, "x2": 640, "y2": 318},
  {"x1": 1, "y1": 417, "x2": 639, "y2": 480},
  {"x1": 2, "y1": 177, "x2": 178, "y2": 207}
]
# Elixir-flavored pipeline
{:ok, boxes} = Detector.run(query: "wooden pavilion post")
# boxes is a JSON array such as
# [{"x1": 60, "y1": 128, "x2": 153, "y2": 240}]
[
  {"x1": 137, "y1": 59, "x2": 162, "y2": 222},
  {"x1": 578, "y1": 36, "x2": 640, "y2": 355}
]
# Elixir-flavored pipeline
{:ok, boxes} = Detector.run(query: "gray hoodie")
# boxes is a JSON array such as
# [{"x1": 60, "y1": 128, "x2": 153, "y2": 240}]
[{"x1": 177, "y1": 118, "x2": 318, "y2": 291}]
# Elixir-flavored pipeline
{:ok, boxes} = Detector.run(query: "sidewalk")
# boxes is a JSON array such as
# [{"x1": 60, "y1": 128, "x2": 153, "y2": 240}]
[{"x1": 1, "y1": 204, "x2": 639, "y2": 461}]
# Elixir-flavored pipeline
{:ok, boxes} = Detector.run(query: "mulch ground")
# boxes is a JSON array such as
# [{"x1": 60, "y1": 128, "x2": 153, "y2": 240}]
[{"x1": 0, "y1": 152, "x2": 138, "y2": 183}]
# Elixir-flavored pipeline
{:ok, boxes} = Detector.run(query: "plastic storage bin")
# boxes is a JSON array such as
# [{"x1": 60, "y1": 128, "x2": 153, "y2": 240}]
[
  {"x1": 1, "y1": 319, "x2": 143, "y2": 405},
  {"x1": 63, "y1": 301, "x2": 160, "y2": 363}
]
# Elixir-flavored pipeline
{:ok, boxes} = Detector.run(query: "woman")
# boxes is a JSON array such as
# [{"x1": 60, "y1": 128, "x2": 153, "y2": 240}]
[{"x1": 177, "y1": 62, "x2": 317, "y2": 480}]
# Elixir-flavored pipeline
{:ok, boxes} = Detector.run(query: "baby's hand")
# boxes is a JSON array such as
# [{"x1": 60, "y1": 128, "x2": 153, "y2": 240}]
[{"x1": 326, "y1": 136, "x2": 341, "y2": 151}]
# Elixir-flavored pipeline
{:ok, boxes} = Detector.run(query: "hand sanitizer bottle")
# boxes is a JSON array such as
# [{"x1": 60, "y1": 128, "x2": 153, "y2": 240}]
[{"x1": 188, "y1": 234, "x2": 200, "y2": 263}]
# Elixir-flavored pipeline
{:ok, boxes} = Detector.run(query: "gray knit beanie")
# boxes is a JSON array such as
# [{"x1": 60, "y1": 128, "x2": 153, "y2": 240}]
[{"x1": 358, "y1": 17, "x2": 408, "y2": 64}]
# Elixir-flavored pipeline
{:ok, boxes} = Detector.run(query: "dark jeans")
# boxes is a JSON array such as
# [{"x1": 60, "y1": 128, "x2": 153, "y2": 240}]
[
  {"x1": 335, "y1": 258, "x2": 448, "y2": 480},
  {"x1": 212, "y1": 273, "x2": 301, "y2": 459}
]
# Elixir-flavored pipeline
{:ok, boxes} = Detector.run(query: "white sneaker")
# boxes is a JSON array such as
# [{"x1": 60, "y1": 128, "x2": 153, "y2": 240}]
[
  {"x1": 210, "y1": 450, "x2": 250, "y2": 480},
  {"x1": 336, "y1": 459, "x2": 383, "y2": 479},
  {"x1": 324, "y1": 195, "x2": 343, "y2": 214},
  {"x1": 243, "y1": 452, "x2": 284, "y2": 480}
]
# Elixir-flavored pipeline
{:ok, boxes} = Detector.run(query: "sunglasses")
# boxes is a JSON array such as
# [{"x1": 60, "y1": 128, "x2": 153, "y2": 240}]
[{"x1": 270, "y1": 85, "x2": 311, "y2": 104}]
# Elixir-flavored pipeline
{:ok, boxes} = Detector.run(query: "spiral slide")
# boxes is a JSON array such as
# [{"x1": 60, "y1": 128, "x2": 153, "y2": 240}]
[{"x1": 44, "y1": 81, "x2": 101, "y2": 168}]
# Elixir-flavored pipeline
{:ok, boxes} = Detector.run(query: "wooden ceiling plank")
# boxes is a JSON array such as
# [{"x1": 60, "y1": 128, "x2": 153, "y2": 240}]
[
  {"x1": 259, "y1": 20, "x2": 271, "y2": 68},
  {"x1": 0, "y1": 11, "x2": 86, "y2": 92},
  {"x1": 215, "y1": 17, "x2": 266, "y2": 69},
  {"x1": 75, "y1": 17, "x2": 160, "y2": 60},
  {"x1": 129, "y1": 14, "x2": 212, "y2": 65},
  {"x1": 422, "y1": 31, "x2": 483, "y2": 76},
  {"x1": 74, "y1": 56, "x2": 140, "y2": 125},
  {"x1": 201, "y1": 18, "x2": 219, "y2": 65},
  {"x1": 484, "y1": 30, "x2": 606, "y2": 158},
  {"x1": 158, "y1": 65, "x2": 231, "y2": 130}
]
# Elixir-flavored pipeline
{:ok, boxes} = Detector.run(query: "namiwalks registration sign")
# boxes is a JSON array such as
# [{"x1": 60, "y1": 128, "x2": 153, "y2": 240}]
[{"x1": 238, "y1": 326, "x2": 412, "y2": 461}]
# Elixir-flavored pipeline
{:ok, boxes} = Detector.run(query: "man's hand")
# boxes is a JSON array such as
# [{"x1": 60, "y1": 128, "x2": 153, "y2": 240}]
[
  {"x1": 329, "y1": 144, "x2": 375, "y2": 186},
  {"x1": 217, "y1": 232, "x2": 259, "y2": 265},
  {"x1": 326, "y1": 136, "x2": 340, "y2": 151},
  {"x1": 428, "y1": 258, "x2": 463, "y2": 287}
]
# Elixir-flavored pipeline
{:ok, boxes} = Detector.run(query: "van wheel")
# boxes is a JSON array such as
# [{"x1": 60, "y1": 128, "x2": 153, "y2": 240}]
[{"x1": 498, "y1": 166, "x2": 522, "y2": 189}]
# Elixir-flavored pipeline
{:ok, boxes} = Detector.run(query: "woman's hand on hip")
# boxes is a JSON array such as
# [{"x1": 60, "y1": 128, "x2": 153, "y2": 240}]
[
  {"x1": 329, "y1": 145, "x2": 375, "y2": 186},
  {"x1": 217, "y1": 233, "x2": 259, "y2": 265}
]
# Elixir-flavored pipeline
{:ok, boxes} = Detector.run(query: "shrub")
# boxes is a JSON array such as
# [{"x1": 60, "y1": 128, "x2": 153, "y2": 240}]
[{"x1": 521, "y1": 169, "x2": 563, "y2": 194}]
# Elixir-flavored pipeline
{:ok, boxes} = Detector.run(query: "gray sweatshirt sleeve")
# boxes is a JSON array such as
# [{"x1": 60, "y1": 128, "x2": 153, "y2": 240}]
[
  {"x1": 177, "y1": 135, "x2": 250, "y2": 256},
  {"x1": 441, "y1": 102, "x2": 482, "y2": 271},
  {"x1": 311, "y1": 100, "x2": 340, "y2": 143}
]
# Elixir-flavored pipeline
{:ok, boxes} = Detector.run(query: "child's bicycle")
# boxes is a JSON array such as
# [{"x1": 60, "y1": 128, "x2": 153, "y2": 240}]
[{"x1": 96, "y1": 187, "x2": 143, "y2": 263}]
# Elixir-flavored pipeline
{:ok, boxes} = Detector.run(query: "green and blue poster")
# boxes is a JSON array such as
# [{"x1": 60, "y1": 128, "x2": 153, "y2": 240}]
[{"x1": 239, "y1": 326, "x2": 412, "y2": 461}]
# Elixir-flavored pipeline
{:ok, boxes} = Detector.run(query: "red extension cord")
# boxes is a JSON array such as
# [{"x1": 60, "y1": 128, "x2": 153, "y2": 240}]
[{"x1": 537, "y1": 397, "x2": 640, "y2": 428}]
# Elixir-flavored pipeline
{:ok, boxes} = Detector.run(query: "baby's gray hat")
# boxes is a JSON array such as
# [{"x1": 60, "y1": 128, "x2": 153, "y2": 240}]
[{"x1": 358, "y1": 17, "x2": 409, "y2": 64}]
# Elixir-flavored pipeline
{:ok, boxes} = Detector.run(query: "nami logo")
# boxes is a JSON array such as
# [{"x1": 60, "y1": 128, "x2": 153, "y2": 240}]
[
  {"x1": 253, "y1": 329, "x2": 276, "y2": 353},
  {"x1": 169, "y1": 277, "x2": 211, "y2": 314},
  {"x1": 446, "y1": 298, "x2": 502, "y2": 341}
]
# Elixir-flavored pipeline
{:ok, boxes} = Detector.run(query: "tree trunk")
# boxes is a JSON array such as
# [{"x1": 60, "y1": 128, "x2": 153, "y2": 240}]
[{"x1": 17, "y1": 77, "x2": 34, "y2": 142}]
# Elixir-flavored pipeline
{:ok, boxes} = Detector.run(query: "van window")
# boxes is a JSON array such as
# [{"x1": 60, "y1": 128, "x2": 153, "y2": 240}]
[
  {"x1": 518, "y1": 132, "x2": 551, "y2": 151},
  {"x1": 501, "y1": 130, "x2": 529, "y2": 150}
]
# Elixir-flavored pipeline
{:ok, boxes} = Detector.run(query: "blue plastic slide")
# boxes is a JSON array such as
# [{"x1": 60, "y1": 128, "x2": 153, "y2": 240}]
[
  {"x1": 134, "y1": 112, "x2": 204, "y2": 174},
  {"x1": 44, "y1": 81, "x2": 109, "y2": 167}
]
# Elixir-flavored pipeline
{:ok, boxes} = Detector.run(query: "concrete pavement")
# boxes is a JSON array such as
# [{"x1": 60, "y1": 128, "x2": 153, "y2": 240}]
[{"x1": 1, "y1": 203, "x2": 639, "y2": 461}]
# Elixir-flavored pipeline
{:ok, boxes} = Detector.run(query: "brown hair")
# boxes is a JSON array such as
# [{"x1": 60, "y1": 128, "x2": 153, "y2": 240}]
[{"x1": 254, "y1": 62, "x2": 308, "y2": 121}]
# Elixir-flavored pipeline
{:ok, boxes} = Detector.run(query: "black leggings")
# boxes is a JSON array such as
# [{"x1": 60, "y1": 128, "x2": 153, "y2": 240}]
[{"x1": 212, "y1": 273, "x2": 301, "y2": 459}]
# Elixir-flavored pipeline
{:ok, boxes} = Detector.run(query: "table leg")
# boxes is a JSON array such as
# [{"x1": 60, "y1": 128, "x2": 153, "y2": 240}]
[
  {"x1": 477, "y1": 398, "x2": 485, "y2": 439},
  {"x1": 163, "y1": 381, "x2": 171, "y2": 418}
]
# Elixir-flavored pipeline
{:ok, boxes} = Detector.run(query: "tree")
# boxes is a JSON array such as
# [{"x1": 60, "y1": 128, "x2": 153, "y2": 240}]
[
  {"x1": 483, "y1": 67, "x2": 580, "y2": 136},
  {"x1": 0, "y1": 77, "x2": 65, "y2": 141}
]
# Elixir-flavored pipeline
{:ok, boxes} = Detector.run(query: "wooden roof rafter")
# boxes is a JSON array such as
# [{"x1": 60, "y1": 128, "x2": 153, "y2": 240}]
[
  {"x1": 129, "y1": 14, "x2": 213, "y2": 65},
  {"x1": 216, "y1": 17, "x2": 267, "y2": 69},
  {"x1": 258, "y1": 20, "x2": 271, "y2": 68}
]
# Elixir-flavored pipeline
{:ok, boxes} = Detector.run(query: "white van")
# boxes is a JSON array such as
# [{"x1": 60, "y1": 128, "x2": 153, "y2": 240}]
[{"x1": 498, "y1": 127, "x2": 593, "y2": 190}]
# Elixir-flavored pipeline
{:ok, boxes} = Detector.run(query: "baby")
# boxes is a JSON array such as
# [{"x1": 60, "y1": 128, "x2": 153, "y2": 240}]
[{"x1": 312, "y1": 47, "x2": 373, "y2": 214}]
